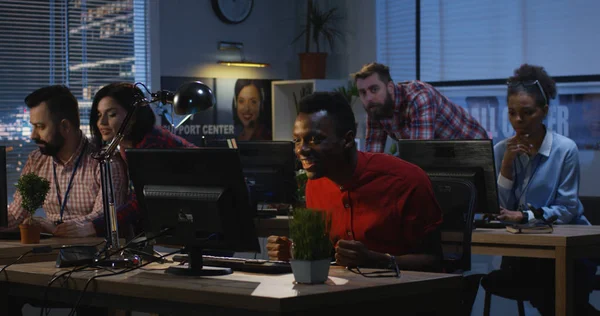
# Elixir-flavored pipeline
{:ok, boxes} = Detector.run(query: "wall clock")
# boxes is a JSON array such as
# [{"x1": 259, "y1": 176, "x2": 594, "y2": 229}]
[{"x1": 212, "y1": 0, "x2": 254, "y2": 25}]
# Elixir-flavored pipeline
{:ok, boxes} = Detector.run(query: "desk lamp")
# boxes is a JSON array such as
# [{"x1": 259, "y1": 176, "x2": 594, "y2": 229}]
[{"x1": 93, "y1": 81, "x2": 216, "y2": 267}]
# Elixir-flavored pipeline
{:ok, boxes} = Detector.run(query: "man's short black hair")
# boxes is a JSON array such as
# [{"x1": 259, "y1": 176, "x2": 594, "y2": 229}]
[
  {"x1": 298, "y1": 92, "x2": 357, "y2": 138},
  {"x1": 24, "y1": 85, "x2": 80, "y2": 128}
]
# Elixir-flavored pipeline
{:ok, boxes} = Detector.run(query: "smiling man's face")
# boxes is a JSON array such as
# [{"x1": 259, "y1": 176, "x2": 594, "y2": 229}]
[{"x1": 293, "y1": 110, "x2": 346, "y2": 180}]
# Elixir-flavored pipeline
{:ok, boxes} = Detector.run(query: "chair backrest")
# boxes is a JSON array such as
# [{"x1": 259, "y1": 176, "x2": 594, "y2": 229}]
[
  {"x1": 581, "y1": 196, "x2": 600, "y2": 225},
  {"x1": 430, "y1": 177, "x2": 477, "y2": 274}
]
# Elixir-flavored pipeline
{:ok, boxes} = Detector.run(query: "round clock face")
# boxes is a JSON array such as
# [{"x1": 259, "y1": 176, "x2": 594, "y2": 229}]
[{"x1": 212, "y1": 0, "x2": 254, "y2": 25}]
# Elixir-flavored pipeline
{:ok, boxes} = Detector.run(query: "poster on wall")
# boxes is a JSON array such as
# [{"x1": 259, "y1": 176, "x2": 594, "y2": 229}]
[
  {"x1": 454, "y1": 92, "x2": 600, "y2": 150},
  {"x1": 160, "y1": 77, "x2": 277, "y2": 146}
]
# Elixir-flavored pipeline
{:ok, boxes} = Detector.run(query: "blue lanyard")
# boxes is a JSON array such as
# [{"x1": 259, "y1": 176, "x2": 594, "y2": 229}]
[
  {"x1": 514, "y1": 154, "x2": 540, "y2": 207},
  {"x1": 52, "y1": 142, "x2": 87, "y2": 223}
]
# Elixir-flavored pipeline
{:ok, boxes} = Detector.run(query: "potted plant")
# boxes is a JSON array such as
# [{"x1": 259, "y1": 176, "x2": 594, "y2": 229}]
[
  {"x1": 294, "y1": 169, "x2": 308, "y2": 208},
  {"x1": 293, "y1": 0, "x2": 344, "y2": 79},
  {"x1": 15, "y1": 172, "x2": 50, "y2": 244},
  {"x1": 334, "y1": 81, "x2": 359, "y2": 105},
  {"x1": 289, "y1": 208, "x2": 332, "y2": 284}
]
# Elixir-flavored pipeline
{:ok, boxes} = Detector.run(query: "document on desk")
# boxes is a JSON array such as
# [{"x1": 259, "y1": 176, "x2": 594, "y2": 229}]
[{"x1": 506, "y1": 223, "x2": 553, "y2": 234}]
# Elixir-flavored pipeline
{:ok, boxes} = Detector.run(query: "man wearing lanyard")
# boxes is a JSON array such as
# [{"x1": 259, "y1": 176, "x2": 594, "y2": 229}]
[{"x1": 1, "y1": 85, "x2": 128, "y2": 237}]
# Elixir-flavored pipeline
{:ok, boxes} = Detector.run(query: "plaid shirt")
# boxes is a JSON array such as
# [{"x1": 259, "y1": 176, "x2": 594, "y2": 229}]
[
  {"x1": 92, "y1": 126, "x2": 196, "y2": 237},
  {"x1": 365, "y1": 81, "x2": 489, "y2": 152},
  {"x1": 5, "y1": 133, "x2": 128, "y2": 229}
]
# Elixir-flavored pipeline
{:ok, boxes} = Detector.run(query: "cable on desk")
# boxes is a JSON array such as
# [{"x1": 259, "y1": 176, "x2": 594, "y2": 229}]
[
  {"x1": 66, "y1": 248, "x2": 181, "y2": 316},
  {"x1": 39, "y1": 228, "x2": 173, "y2": 316},
  {"x1": 0, "y1": 240, "x2": 105, "y2": 278}
]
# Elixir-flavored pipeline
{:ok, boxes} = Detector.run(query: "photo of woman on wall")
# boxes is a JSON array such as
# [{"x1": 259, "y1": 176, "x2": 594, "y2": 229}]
[{"x1": 232, "y1": 79, "x2": 272, "y2": 141}]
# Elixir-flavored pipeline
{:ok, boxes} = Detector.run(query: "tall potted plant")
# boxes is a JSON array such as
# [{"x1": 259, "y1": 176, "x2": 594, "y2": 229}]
[
  {"x1": 16, "y1": 173, "x2": 50, "y2": 244},
  {"x1": 293, "y1": 0, "x2": 344, "y2": 79},
  {"x1": 289, "y1": 208, "x2": 332, "y2": 284}
]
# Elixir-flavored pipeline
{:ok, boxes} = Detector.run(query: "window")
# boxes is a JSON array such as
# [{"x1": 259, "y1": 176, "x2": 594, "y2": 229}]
[
  {"x1": 0, "y1": 0, "x2": 151, "y2": 202},
  {"x1": 377, "y1": 0, "x2": 600, "y2": 82}
]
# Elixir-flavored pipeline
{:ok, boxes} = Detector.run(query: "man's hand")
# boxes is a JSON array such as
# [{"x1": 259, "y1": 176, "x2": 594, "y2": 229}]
[
  {"x1": 53, "y1": 221, "x2": 96, "y2": 237},
  {"x1": 34, "y1": 217, "x2": 57, "y2": 234},
  {"x1": 497, "y1": 207, "x2": 524, "y2": 223},
  {"x1": 335, "y1": 240, "x2": 372, "y2": 267},
  {"x1": 266, "y1": 235, "x2": 292, "y2": 261}
]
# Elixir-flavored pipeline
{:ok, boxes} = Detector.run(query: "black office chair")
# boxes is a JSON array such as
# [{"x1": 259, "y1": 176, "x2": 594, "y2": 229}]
[
  {"x1": 481, "y1": 272, "x2": 527, "y2": 316},
  {"x1": 430, "y1": 177, "x2": 482, "y2": 316}
]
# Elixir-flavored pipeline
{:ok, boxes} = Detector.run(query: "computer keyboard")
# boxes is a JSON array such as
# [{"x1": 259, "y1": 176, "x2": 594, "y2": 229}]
[
  {"x1": 474, "y1": 220, "x2": 508, "y2": 229},
  {"x1": 173, "y1": 254, "x2": 292, "y2": 274},
  {"x1": 256, "y1": 203, "x2": 292, "y2": 217}
]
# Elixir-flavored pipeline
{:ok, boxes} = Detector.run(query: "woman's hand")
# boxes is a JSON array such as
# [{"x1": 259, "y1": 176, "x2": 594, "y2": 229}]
[
  {"x1": 497, "y1": 207, "x2": 524, "y2": 223},
  {"x1": 501, "y1": 134, "x2": 534, "y2": 180}
]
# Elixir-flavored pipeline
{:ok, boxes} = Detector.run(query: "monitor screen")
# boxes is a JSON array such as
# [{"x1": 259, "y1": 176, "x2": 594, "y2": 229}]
[
  {"x1": 396, "y1": 139, "x2": 500, "y2": 214},
  {"x1": 0, "y1": 146, "x2": 7, "y2": 227},
  {"x1": 126, "y1": 148, "x2": 260, "y2": 276},
  {"x1": 205, "y1": 140, "x2": 297, "y2": 206}
]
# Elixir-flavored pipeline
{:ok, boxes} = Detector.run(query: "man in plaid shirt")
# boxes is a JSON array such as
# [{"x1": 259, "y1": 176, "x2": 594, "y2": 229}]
[
  {"x1": 354, "y1": 63, "x2": 489, "y2": 153},
  {"x1": 1, "y1": 85, "x2": 127, "y2": 236}
]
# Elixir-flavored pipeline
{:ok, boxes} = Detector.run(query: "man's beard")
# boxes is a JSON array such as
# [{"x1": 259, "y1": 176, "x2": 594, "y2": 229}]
[
  {"x1": 34, "y1": 132, "x2": 65, "y2": 157},
  {"x1": 368, "y1": 92, "x2": 394, "y2": 120}
]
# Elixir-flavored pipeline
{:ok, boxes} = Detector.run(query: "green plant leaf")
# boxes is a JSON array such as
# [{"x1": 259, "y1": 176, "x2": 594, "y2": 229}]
[
  {"x1": 15, "y1": 172, "x2": 50, "y2": 217},
  {"x1": 289, "y1": 208, "x2": 332, "y2": 260},
  {"x1": 293, "y1": 1, "x2": 345, "y2": 53}
]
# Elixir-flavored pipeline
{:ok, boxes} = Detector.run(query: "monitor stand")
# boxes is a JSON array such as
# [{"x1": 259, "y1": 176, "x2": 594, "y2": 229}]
[{"x1": 166, "y1": 247, "x2": 232, "y2": 276}]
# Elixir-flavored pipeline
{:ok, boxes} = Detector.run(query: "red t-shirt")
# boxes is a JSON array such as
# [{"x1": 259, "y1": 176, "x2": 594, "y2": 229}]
[{"x1": 305, "y1": 151, "x2": 442, "y2": 256}]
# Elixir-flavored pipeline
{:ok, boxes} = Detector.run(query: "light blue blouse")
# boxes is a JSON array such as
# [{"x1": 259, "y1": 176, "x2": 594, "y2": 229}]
[{"x1": 494, "y1": 128, "x2": 589, "y2": 225}]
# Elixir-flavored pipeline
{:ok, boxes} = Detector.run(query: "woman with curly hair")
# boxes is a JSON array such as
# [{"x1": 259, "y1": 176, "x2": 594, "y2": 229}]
[{"x1": 482, "y1": 64, "x2": 597, "y2": 315}]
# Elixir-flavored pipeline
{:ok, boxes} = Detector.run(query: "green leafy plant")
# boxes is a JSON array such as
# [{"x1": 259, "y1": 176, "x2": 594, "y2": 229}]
[
  {"x1": 334, "y1": 81, "x2": 359, "y2": 104},
  {"x1": 289, "y1": 208, "x2": 332, "y2": 261},
  {"x1": 292, "y1": 86, "x2": 313, "y2": 115},
  {"x1": 295, "y1": 169, "x2": 308, "y2": 203},
  {"x1": 293, "y1": 0, "x2": 344, "y2": 53},
  {"x1": 15, "y1": 173, "x2": 50, "y2": 226},
  {"x1": 388, "y1": 142, "x2": 398, "y2": 155}
]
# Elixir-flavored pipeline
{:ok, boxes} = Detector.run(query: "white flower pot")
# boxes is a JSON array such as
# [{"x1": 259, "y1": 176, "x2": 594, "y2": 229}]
[{"x1": 290, "y1": 259, "x2": 330, "y2": 284}]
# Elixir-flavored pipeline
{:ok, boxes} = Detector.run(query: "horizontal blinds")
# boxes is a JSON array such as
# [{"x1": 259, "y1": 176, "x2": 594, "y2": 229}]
[
  {"x1": 376, "y1": 0, "x2": 416, "y2": 82},
  {"x1": 0, "y1": 0, "x2": 149, "y2": 203},
  {"x1": 379, "y1": 0, "x2": 600, "y2": 82}
]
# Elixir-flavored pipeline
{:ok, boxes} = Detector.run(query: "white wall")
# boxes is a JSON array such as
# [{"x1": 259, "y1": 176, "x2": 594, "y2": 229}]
[
  {"x1": 157, "y1": 0, "x2": 302, "y2": 80},
  {"x1": 155, "y1": 0, "x2": 376, "y2": 82}
]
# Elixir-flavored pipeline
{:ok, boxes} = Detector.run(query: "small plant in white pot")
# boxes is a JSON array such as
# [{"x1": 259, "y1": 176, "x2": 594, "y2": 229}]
[{"x1": 289, "y1": 208, "x2": 332, "y2": 284}]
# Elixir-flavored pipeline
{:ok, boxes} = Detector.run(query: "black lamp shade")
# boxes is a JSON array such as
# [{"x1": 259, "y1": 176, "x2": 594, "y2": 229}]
[{"x1": 172, "y1": 81, "x2": 216, "y2": 115}]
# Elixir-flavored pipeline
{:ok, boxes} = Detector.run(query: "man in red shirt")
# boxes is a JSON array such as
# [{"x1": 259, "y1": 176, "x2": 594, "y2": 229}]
[{"x1": 267, "y1": 92, "x2": 443, "y2": 272}]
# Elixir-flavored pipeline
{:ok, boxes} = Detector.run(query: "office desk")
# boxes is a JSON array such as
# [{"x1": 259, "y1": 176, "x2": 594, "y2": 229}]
[
  {"x1": 256, "y1": 217, "x2": 600, "y2": 316},
  {"x1": 471, "y1": 225, "x2": 600, "y2": 316},
  {"x1": 0, "y1": 262, "x2": 462, "y2": 315},
  {"x1": 0, "y1": 237, "x2": 106, "y2": 265}
]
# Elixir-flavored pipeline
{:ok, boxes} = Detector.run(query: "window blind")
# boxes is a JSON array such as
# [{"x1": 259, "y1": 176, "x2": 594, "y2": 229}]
[
  {"x1": 0, "y1": 0, "x2": 150, "y2": 203},
  {"x1": 378, "y1": 0, "x2": 600, "y2": 83},
  {"x1": 376, "y1": 0, "x2": 416, "y2": 82}
]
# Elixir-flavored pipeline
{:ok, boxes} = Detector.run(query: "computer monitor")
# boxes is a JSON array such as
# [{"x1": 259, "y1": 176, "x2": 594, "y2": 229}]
[
  {"x1": 126, "y1": 148, "x2": 261, "y2": 276},
  {"x1": 396, "y1": 139, "x2": 500, "y2": 215},
  {"x1": 0, "y1": 146, "x2": 7, "y2": 227},
  {"x1": 204, "y1": 140, "x2": 297, "y2": 207}
]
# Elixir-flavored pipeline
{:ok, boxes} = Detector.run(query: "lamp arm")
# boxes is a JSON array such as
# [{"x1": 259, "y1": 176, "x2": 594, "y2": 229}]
[{"x1": 94, "y1": 92, "x2": 162, "y2": 256}]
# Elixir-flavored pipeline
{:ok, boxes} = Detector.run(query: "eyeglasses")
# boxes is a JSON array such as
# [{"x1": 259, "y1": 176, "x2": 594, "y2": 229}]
[
  {"x1": 507, "y1": 80, "x2": 548, "y2": 105},
  {"x1": 346, "y1": 265, "x2": 401, "y2": 278}
]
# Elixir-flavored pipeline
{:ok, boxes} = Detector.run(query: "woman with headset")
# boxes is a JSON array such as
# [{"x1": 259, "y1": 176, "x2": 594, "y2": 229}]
[{"x1": 233, "y1": 79, "x2": 272, "y2": 141}]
